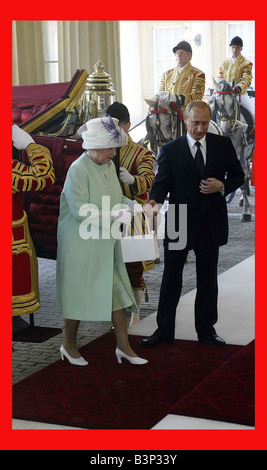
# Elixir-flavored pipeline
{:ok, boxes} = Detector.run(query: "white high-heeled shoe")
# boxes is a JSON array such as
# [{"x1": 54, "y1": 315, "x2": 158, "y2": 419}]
[
  {"x1": 115, "y1": 347, "x2": 148, "y2": 365},
  {"x1": 60, "y1": 345, "x2": 88, "y2": 366}
]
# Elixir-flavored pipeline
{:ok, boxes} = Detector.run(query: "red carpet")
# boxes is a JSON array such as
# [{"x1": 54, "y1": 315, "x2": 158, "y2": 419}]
[
  {"x1": 170, "y1": 340, "x2": 255, "y2": 426},
  {"x1": 12, "y1": 333, "x2": 254, "y2": 429}
]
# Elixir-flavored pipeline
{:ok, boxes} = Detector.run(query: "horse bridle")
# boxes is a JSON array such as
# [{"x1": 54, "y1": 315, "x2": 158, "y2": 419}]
[
  {"x1": 215, "y1": 89, "x2": 240, "y2": 132},
  {"x1": 148, "y1": 99, "x2": 184, "y2": 144}
]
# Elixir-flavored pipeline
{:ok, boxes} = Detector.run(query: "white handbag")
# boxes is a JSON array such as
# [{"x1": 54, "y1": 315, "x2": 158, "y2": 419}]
[{"x1": 120, "y1": 214, "x2": 159, "y2": 263}]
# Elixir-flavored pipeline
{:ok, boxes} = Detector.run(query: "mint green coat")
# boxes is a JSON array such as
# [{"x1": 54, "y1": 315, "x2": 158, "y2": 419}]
[{"x1": 56, "y1": 152, "x2": 138, "y2": 321}]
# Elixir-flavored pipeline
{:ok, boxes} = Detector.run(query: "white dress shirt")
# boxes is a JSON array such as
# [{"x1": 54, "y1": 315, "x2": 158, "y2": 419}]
[
  {"x1": 186, "y1": 132, "x2": 225, "y2": 195},
  {"x1": 186, "y1": 133, "x2": 207, "y2": 164},
  {"x1": 177, "y1": 64, "x2": 187, "y2": 75}
]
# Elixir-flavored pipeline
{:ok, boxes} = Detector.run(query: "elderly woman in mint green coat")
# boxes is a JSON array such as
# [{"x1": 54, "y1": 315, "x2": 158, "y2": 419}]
[{"x1": 56, "y1": 117, "x2": 148, "y2": 366}]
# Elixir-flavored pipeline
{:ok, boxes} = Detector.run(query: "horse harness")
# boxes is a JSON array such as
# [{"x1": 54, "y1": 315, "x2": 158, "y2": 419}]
[
  {"x1": 215, "y1": 87, "x2": 252, "y2": 164},
  {"x1": 148, "y1": 97, "x2": 184, "y2": 145},
  {"x1": 214, "y1": 88, "x2": 241, "y2": 133}
]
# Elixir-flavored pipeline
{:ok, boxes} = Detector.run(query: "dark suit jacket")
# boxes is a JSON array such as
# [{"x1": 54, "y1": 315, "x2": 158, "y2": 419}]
[{"x1": 150, "y1": 132, "x2": 245, "y2": 248}]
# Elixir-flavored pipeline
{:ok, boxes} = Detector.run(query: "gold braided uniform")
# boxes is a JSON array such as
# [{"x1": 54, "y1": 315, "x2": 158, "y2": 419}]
[
  {"x1": 120, "y1": 136, "x2": 155, "y2": 288},
  {"x1": 159, "y1": 62, "x2": 205, "y2": 109},
  {"x1": 218, "y1": 54, "x2": 253, "y2": 94},
  {"x1": 12, "y1": 143, "x2": 55, "y2": 316}
]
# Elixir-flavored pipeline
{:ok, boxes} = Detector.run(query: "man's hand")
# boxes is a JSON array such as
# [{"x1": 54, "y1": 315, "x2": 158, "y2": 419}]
[
  {"x1": 200, "y1": 178, "x2": 224, "y2": 194},
  {"x1": 144, "y1": 200, "x2": 159, "y2": 217}
]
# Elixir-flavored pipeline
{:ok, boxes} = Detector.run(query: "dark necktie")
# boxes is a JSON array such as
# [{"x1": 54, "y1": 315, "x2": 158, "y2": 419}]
[{"x1": 194, "y1": 141, "x2": 205, "y2": 178}]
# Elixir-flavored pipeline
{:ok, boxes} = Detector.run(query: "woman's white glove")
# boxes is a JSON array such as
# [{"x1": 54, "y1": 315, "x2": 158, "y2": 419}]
[
  {"x1": 126, "y1": 199, "x2": 143, "y2": 216},
  {"x1": 12, "y1": 125, "x2": 35, "y2": 150},
  {"x1": 112, "y1": 208, "x2": 132, "y2": 226},
  {"x1": 119, "y1": 167, "x2": 135, "y2": 185}
]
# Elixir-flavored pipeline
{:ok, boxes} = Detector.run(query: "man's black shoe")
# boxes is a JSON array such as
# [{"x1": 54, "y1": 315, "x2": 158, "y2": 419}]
[
  {"x1": 139, "y1": 334, "x2": 174, "y2": 347},
  {"x1": 198, "y1": 333, "x2": 226, "y2": 346}
]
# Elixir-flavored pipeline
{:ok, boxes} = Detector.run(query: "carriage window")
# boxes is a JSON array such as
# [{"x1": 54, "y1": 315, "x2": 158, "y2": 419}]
[
  {"x1": 227, "y1": 21, "x2": 255, "y2": 90},
  {"x1": 153, "y1": 26, "x2": 182, "y2": 93},
  {"x1": 42, "y1": 21, "x2": 59, "y2": 84}
]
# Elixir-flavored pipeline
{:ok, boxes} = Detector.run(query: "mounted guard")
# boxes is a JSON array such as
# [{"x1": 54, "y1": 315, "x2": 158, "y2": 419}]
[
  {"x1": 159, "y1": 40, "x2": 206, "y2": 111},
  {"x1": 217, "y1": 36, "x2": 254, "y2": 123}
]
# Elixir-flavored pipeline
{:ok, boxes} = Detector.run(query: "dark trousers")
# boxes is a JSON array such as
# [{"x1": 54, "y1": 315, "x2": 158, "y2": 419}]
[{"x1": 155, "y1": 214, "x2": 219, "y2": 340}]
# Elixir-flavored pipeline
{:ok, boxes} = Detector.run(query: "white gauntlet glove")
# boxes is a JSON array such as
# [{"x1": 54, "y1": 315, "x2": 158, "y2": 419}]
[
  {"x1": 12, "y1": 124, "x2": 35, "y2": 150},
  {"x1": 119, "y1": 167, "x2": 135, "y2": 185}
]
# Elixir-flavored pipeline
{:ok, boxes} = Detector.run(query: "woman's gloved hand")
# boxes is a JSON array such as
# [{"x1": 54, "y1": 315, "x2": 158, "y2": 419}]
[{"x1": 112, "y1": 208, "x2": 132, "y2": 226}]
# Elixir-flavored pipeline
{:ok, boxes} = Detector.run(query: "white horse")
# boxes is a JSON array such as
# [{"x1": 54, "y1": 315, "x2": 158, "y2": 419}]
[{"x1": 209, "y1": 79, "x2": 255, "y2": 222}]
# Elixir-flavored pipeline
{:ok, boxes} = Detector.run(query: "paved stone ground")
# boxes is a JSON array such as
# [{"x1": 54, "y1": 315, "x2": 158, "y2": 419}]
[{"x1": 12, "y1": 187, "x2": 255, "y2": 385}]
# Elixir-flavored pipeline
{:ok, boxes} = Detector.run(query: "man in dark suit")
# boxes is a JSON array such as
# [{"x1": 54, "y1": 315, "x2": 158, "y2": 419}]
[{"x1": 140, "y1": 100, "x2": 244, "y2": 347}]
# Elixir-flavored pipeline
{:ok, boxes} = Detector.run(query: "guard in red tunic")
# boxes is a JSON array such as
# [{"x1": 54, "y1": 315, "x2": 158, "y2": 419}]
[{"x1": 12, "y1": 125, "x2": 55, "y2": 317}]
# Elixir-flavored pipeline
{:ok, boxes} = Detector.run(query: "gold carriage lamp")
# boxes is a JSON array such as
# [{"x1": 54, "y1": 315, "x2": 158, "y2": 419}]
[{"x1": 81, "y1": 60, "x2": 115, "y2": 121}]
